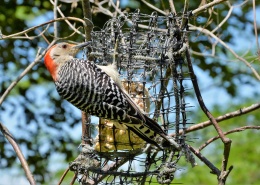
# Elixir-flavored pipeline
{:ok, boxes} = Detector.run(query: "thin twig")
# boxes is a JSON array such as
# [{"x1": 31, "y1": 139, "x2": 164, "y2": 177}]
[
  {"x1": 252, "y1": 0, "x2": 260, "y2": 60},
  {"x1": 110, "y1": 0, "x2": 124, "y2": 17},
  {"x1": 187, "y1": 144, "x2": 220, "y2": 175},
  {"x1": 58, "y1": 167, "x2": 70, "y2": 185},
  {"x1": 0, "y1": 123, "x2": 36, "y2": 185},
  {"x1": 181, "y1": 0, "x2": 189, "y2": 29},
  {"x1": 168, "y1": 0, "x2": 177, "y2": 14},
  {"x1": 188, "y1": 144, "x2": 233, "y2": 185},
  {"x1": 185, "y1": 47, "x2": 232, "y2": 175},
  {"x1": 1, "y1": 17, "x2": 86, "y2": 40},
  {"x1": 191, "y1": 44, "x2": 254, "y2": 66},
  {"x1": 54, "y1": 0, "x2": 58, "y2": 38},
  {"x1": 138, "y1": 23, "x2": 167, "y2": 32},
  {"x1": 140, "y1": 0, "x2": 166, "y2": 15},
  {"x1": 36, "y1": 28, "x2": 50, "y2": 44},
  {"x1": 115, "y1": 0, "x2": 120, "y2": 16},
  {"x1": 4, "y1": 25, "x2": 50, "y2": 40},
  {"x1": 50, "y1": 0, "x2": 85, "y2": 37},
  {"x1": 70, "y1": 172, "x2": 78, "y2": 185},
  {"x1": 0, "y1": 41, "x2": 56, "y2": 105},
  {"x1": 199, "y1": 126, "x2": 260, "y2": 151},
  {"x1": 189, "y1": 24, "x2": 260, "y2": 80},
  {"x1": 91, "y1": 0, "x2": 114, "y2": 17},
  {"x1": 212, "y1": 6, "x2": 233, "y2": 33},
  {"x1": 81, "y1": 0, "x2": 93, "y2": 41},
  {"x1": 192, "y1": 0, "x2": 228, "y2": 16},
  {"x1": 175, "y1": 103, "x2": 260, "y2": 135},
  {"x1": 218, "y1": 166, "x2": 234, "y2": 185},
  {"x1": 80, "y1": 0, "x2": 93, "y2": 145},
  {"x1": 186, "y1": 47, "x2": 230, "y2": 144}
]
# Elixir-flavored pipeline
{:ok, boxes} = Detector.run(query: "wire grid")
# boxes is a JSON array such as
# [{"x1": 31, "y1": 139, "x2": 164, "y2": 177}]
[{"x1": 73, "y1": 11, "x2": 193, "y2": 184}]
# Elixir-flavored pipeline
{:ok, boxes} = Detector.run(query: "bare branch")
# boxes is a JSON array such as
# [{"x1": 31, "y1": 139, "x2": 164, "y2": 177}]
[
  {"x1": 186, "y1": 47, "x2": 232, "y2": 174},
  {"x1": 181, "y1": 0, "x2": 189, "y2": 29},
  {"x1": 252, "y1": 0, "x2": 260, "y2": 60},
  {"x1": 92, "y1": 0, "x2": 114, "y2": 17},
  {"x1": 0, "y1": 40, "x2": 56, "y2": 106},
  {"x1": 192, "y1": 0, "x2": 228, "y2": 16},
  {"x1": 36, "y1": 26, "x2": 51, "y2": 43},
  {"x1": 212, "y1": 6, "x2": 233, "y2": 33},
  {"x1": 199, "y1": 126, "x2": 260, "y2": 151},
  {"x1": 0, "y1": 122, "x2": 36, "y2": 185},
  {"x1": 191, "y1": 42, "x2": 254, "y2": 64},
  {"x1": 168, "y1": 0, "x2": 177, "y2": 14},
  {"x1": 1, "y1": 17, "x2": 85, "y2": 40},
  {"x1": 187, "y1": 144, "x2": 221, "y2": 175},
  {"x1": 188, "y1": 144, "x2": 233, "y2": 185},
  {"x1": 70, "y1": 172, "x2": 77, "y2": 185},
  {"x1": 175, "y1": 102, "x2": 260, "y2": 135},
  {"x1": 81, "y1": 0, "x2": 94, "y2": 41},
  {"x1": 81, "y1": 0, "x2": 93, "y2": 145},
  {"x1": 53, "y1": 0, "x2": 59, "y2": 38},
  {"x1": 3, "y1": 25, "x2": 51, "y2": 40},
  {"x1": 140, "y1": 0, "x2": 166, "y2": 15},
  {"x1": 58, "y1": 167, "x2": 70, "y2": 185},
  {"x1": 218, "y1": 166, "x2": 234, "y2": 185},
  {"x1": 189, "y1": 24, "x2": 260, "y2": 80},
  {"x1": 50, "y1": 0, "x2": 85, "y2": 37},
  {"x1": 109, "y1": 0, "x2": 124, "y2": 17},
  {"x1": 186, "y1": 47, "x2": 230, "y2": 144}
]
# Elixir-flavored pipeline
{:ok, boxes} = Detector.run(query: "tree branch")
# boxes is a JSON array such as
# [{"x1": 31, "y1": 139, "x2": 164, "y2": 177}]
[
  {"x1": 80, "y1": 0, "x2": 93, "y2": 145},
  {"x1": 1, "y1": 17, "x2": 86, "y2": 40},
  {"x1": 0, "y1": 122, "x2": 36, "y2": 185},
  {"x1": 186, "y1": 47, "x2": 230, "y2": 144},
  {"x1": 189, "y1": 24, "x2": 260, "y2": 80},
  {"x1": 50, "y1": 0, "x2": 85, "y2": 37},
  {"x1": 178, "y1": 102, "x2": 260, "y2": 135},
  {"x1": 0, "y1": 41, "x2": 56, "y2": 106},
  {"x1": 140, "y1": 0, "x2": 166, "y2": 15},
  {"x1": 82, "y1": 0, "x2": 93, "y2": 41},
  {"x1": 192, "y1": 0, "x2": 228, "y2": 16},
  {"x1": 252, "y1": 0, "x2": 260, "y2": 60},
  {"x1": 58, "y1": 167, "x2": 70, "y2": 185},
  {"x1": 199, "y1": 125, "x2": 260, "y2": 151},
  {"x1": 168, "y1": 0, "x2": 177, "y2": 14},
  {"x1": 186, "y1": 47, "x2": 232, "y2": 177},
  {"x1": 187, "y1": 144, "x2": 220, "y2": 175},
  {"x1": 212, "y1": 6, "x2": 233, "y2": 33},
  {"x1": 53, "y1": 0, "x2": 59, "y2": 38}
]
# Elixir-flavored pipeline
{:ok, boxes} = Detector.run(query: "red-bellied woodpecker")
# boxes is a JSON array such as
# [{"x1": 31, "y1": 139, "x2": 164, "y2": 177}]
[{"x1": 44, "y1": 42, "x2": 180, "y2": 150}]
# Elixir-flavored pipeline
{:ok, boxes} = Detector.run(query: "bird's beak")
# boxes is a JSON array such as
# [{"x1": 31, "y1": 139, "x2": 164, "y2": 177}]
[
  {"x1": 72, "y1": 42, "x2": 92, "y2": 50},
  {"x1": 70, "y1": 42, "x2": 91, "y2": 56}
]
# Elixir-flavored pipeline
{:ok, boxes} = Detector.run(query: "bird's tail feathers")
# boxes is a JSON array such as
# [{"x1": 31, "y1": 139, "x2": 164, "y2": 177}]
[{"x1": 144, "y1": 116, "x2": 181, "y2": 150}]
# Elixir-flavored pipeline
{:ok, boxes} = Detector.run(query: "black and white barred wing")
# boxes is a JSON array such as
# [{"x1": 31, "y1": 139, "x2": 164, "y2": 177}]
[{"x1": 55, "y1": 59, "x2": 172, "y2": 148}]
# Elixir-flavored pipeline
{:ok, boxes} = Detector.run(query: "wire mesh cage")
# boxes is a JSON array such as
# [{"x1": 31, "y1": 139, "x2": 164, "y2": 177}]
[{"x1": 70, "y1": 10, "x2": 195, "y2": 184}]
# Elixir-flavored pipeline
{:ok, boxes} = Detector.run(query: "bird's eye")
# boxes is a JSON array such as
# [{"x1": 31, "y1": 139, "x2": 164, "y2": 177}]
[{"x1": 62, "y1": 44, "x2": 67, "y2": 49}]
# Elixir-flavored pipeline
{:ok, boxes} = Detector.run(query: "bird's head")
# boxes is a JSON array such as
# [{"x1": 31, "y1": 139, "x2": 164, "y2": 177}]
[{"x1": 44, "y1": 42, "x2": 90, "y2": 81}]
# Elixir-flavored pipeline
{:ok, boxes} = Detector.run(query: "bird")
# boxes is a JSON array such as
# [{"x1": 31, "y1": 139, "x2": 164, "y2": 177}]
[{"x1": 44, "y1": 42, "x2": 180, "y2": 150}]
